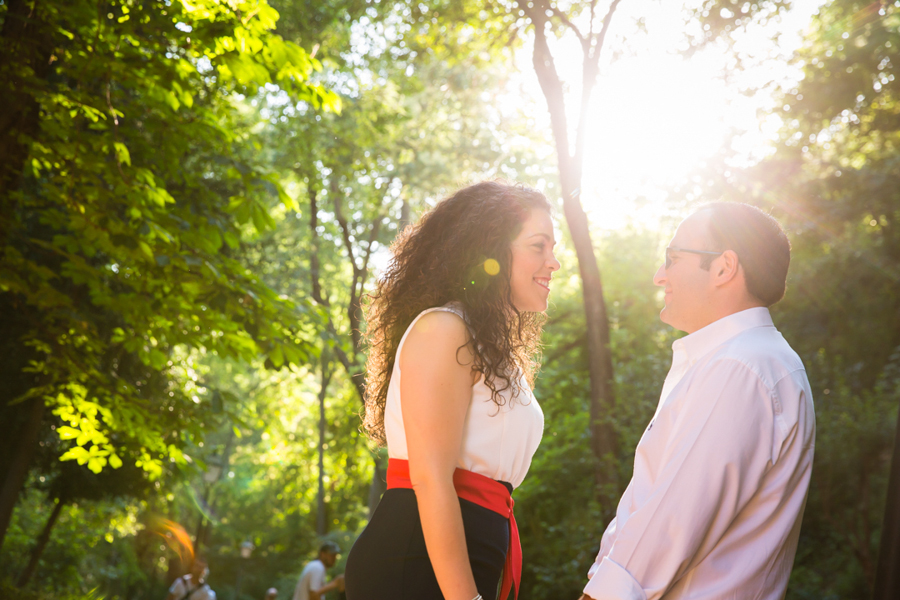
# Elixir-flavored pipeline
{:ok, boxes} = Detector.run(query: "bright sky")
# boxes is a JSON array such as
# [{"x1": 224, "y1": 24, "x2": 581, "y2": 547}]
[{"x1": 510, "y1": 0, "x2": 825, "y2": 230}]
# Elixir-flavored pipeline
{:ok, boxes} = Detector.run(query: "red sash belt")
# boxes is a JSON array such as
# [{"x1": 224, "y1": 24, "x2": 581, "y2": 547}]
[{"x1": 386, "y1": 458, "x2": 521, "y2": 600}]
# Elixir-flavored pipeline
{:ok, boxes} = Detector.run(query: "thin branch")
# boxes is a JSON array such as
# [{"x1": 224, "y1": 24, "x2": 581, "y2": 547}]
[
  {"x1": 306, "y1": 183, "x2": 327, "y2": 306},
  {"x1": 545, "y1": 331, "x2": 588, "y2": 363},
  {"x1": 517, "y1": 0, "x2": 540, "y2": 23},
  {"x1": 547, "y1": 3, "x2": 585, "y2": 46},
  {"x1": 595, "y1": 0, "x2": 623, "y2": 59},
  {"x1": 518, "y1": 0, "x2": 571, "y2": 164},
  {"x1": 575, "y1": 0, "x2": 623, "y2": 165},
  {"x1": 331, "y1": 177, "x2": 359, "y2": 277},
  {"x1": 358, "y1": 213, "x2": 382, "y2": 294}
]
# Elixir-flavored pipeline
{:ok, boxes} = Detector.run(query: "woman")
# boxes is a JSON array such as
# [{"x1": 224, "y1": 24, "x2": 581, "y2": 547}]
[{"x1": 344, "y1": 181, "x2": 559, "y2": 600}]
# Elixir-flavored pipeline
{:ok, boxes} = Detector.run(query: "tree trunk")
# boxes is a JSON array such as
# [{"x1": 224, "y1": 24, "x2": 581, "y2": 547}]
[
  {"x1": 0, "y1": 396, "x2": 46, "y2": 553},
  {"x1": 194, "y1": 429, "x2": 233, "y2": 556},
  {"x1": 0, "y1": 0, "x2": 58, "y2": 552},
  {"x1": 523, "y1": 4, "x2": 619, "y2": 506},
  {"x1": 873, "y1": 403, "x2": 900, "y2": 600},
  {"x1": 0, "y1": 0, "x2": 54, "y2": 245},
  {"x1": 316, "y1": 358, "x2": 332, "y2": 537},
  {"x1": 16, "y1": 496, "x2": 65, "y2": 587}
]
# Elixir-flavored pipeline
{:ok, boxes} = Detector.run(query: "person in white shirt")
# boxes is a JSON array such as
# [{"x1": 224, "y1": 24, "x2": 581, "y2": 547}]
[
  {"x1": 581, "y1": 202, "x2": 816, "y2": 600},
  {"x1": 292, "y1": 541, "x2": 344, "y2": 600},
  {"x1": 165, "y1": 557, "x2": 216, "y2": 600}
]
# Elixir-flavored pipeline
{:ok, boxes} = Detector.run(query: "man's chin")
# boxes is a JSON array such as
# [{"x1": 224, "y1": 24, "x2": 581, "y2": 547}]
[{"x1": 659, "y1": 307, "x2": 670, "y2": 325}]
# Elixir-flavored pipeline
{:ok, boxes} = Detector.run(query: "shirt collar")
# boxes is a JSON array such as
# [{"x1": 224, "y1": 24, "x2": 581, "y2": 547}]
[{"x1": 672, "y1": 307, "x2": 774, "y2": 364}]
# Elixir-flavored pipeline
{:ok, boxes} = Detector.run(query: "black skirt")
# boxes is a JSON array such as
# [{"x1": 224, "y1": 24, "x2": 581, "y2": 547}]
[{"x1": 344, "y1": 485, "x2": 512, "y2": 600}]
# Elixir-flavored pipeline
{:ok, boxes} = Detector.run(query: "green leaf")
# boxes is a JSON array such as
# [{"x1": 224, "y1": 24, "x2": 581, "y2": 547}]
[
  {"x1": 57, "y1": 426, "x2": 81, "y2": 440},
  {"x1": 113, "y1": 142, "x2": 131, "y2": 166},
  {"x1": 148, "y1": 349, "x2": 167, "y2": 370},
  {"x1": 60, "y1": 447, "x2": 90, "y2": 465},
  {"x1": 138, "y1": 240, "x2": 154, "y2": 261},
  {"x1": 269, "y1": 344, "x2": 284, "y2": 368},
  {"x1": 87, "y1": 456, "x2": 107, "y2": 473}
]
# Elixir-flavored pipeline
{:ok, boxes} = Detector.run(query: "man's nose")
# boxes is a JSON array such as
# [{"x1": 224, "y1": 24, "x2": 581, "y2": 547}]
[{"x1": 653, "y1": 263, "x2": 666, "y2": 286}]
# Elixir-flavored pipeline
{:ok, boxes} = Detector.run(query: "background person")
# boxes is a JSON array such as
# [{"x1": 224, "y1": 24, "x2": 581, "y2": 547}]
[
  {"x1": 344, "y1": 181, "x2": 560, "y2": 600},
  {"x1": 165, "y1": 556, "x2": 215, "y2": 600},
  {"x1": 292, "y1": 541, "x2": 344, "y2": 600}
]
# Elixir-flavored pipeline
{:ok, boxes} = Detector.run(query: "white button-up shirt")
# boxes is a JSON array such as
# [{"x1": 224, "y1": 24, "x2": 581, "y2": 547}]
[{"x1": 584, "y1": 308, "x2": 815, "y2": 600}]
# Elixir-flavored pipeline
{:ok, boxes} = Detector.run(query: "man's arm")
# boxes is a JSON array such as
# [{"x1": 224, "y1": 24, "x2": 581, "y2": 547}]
[
  {"x1": 310, "y1": 574, "x2": 345, "y2": 600},
  {"x1": 165, "y1": 577, "x2": 184, "y2": 600},
  {"x1": 582, "y1": 360, "x2": 779, "y2": 600}
]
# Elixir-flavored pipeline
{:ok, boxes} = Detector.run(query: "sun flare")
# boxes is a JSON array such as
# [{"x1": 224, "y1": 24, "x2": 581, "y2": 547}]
[{"x1": 513, "y1": 0, "x2": 824, "y2": 231}]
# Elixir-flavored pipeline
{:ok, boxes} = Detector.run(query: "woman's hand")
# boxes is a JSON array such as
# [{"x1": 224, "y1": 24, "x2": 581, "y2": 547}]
[{"x1": 400, "y1": 310, "x2": 479, "y2": 600}]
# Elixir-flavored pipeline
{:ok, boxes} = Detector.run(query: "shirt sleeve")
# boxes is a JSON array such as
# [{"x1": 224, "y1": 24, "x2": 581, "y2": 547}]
[
  {"x1": 310, "y1": 562, "x2": 326, "y2": 590},
  {"x1": 584, "y1": 359, "x2": 779, "y2": 600},
  {"x1": 291, "y1": 573, "x2": 305, "y2": 600},
  {"x1": 169, "y1": 578, "x2": 184, "y2": 596}
]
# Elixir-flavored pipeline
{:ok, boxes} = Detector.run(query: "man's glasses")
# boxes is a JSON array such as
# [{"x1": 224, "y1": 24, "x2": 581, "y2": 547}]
[{"x1": 665, "y1": 247, "x2": 724, "y2": 269}]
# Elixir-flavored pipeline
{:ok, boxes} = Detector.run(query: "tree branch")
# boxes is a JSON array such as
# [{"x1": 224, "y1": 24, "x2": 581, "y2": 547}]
[
  {"x1": 358, "y1": 213, "x2": 382, "y2": 295},
  {"x1": 545, "y1": 1, "x2": 585, "y2": 46},
  {"x1": 596, "y1": 0, "x2": 623, "y2": 59},
  {"x1": 307, "y1": 184, "x2": 327, "y2": 306},
  {"x1": 574, "y1": 0, "x2": 622, "y2": 166},
  {"x1": 545, "y1": 331, "x2": 588, "y2": 364},
  {"x1": 518, "y1": 0, "x2": 572, "y2": 166}
]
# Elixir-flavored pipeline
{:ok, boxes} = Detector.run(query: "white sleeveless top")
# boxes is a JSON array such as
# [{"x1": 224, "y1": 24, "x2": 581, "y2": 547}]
[{"x1": 384, "y1": 304, "x2": 544, "y2": 489}]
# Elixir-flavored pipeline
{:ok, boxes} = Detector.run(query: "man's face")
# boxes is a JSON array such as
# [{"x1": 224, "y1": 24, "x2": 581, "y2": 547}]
[
  {"x1": 653, "y1": 212, "x2": 718, "y2": 334},
  {"x1": 320, "y1": 550, "x2": 338, "y2": 568},
  {"x1": 190, "y1": 560, "x2": 208, "y2": 583}
]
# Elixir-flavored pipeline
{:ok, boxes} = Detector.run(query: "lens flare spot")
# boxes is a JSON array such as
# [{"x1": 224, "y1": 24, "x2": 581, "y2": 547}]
[
  {"x1": 149, "y1": 516, "x2": 194, "y2": 566},
  {"x1": 483, "y1": 259, "x2": 500, "y2": 276}
]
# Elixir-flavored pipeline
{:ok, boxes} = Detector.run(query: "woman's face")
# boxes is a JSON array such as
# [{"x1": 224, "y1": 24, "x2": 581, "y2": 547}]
[{"x1": 509, "y1": 209, "x2": 560, "y2": 312}]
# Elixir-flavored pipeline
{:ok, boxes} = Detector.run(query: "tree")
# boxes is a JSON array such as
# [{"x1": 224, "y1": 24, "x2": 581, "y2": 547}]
[
  {"x1": 15, "y1": 457, "x2": 152, "y2": 588},
  {"x1": 0, "y1": 0, "x2": 339, "y2": 552}
]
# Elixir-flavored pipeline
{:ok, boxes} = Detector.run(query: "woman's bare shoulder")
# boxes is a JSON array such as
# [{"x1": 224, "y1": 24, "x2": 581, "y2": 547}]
[{"x1": 401, "y1": 310, "x2": 473, "y2": 367}]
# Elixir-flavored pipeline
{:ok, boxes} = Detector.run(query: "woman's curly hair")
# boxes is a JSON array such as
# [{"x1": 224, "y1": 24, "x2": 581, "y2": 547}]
[{"x1": 363, "y1": 181, "x2": 552, "y2": 446}]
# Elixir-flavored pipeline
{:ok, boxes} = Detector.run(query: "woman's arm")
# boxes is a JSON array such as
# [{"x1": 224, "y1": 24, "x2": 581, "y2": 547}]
[{"x1": 400, "y1": 310, "x2": 480, "y2": 600}]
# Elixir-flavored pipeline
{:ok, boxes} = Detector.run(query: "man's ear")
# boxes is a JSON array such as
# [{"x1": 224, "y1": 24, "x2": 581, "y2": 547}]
[{"x1": 713, "y1": 249, "x2": 740, "y2": 286}]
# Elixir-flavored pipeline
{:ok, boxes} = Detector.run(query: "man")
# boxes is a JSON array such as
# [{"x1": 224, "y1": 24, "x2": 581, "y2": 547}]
[
  {"x1": 582, "y1": 203, "x2": 816, "y2": 600},
  {"x1": 264, "y1": 588, "x2": 278, "y2": 600},
  {"x1": 166, "y1": 556, "x2": 216, "y2": 600},
  {"x1": 292, "y1": 541, "x2": 344, "y2": 600}
]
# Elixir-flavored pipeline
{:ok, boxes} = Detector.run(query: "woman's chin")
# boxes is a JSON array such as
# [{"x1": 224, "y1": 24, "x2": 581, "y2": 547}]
[{"x1": 513, "y1": 300, "x2": 548, "y2": 313}]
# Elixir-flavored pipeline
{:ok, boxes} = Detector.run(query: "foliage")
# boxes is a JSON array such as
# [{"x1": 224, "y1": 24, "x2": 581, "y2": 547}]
[
  {"x1": 1, "y1": 485, "x2": 146, "y2": 598},
  {"x1": 0, "y1": 0, "x2": 338, "y2": 480},
  {"x1": 3, "y1": 0, "x2": 900, "y2": 599}
]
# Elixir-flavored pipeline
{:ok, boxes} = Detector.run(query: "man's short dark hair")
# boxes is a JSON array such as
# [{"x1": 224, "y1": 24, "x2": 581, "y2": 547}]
[
  {"x1": 697, "y1": 202, "x2": 791, "y2": 306},
  {"x1": 319, "y1": 541, "x2": 341, "y2": 554}
]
